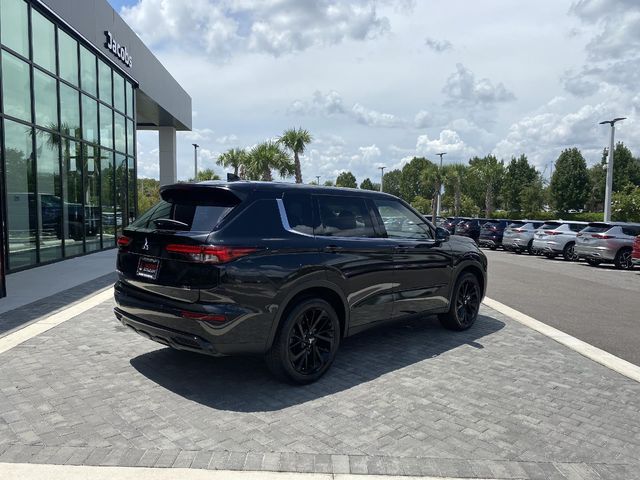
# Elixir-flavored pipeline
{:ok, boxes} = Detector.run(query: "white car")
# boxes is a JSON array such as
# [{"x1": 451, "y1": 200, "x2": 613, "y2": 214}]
[
  {"x1": 532, "y1": 221, "x2": 588, "y2": 261},
  {"x1": 502, "y1": 221, "x2": 544, "y2": 254}
]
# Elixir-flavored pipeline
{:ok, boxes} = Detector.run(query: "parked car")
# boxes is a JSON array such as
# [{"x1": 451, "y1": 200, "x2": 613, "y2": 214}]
[
  {"x1": 502, "y1": 221, "x2": 544, "y2": 254},
  {"x1": 454, "y1": 218, "x2": 490, "y2": 243},
  {"x1": 113, "y1": 182, "x2": 487, "y2": 384},
  {"x1": 478, "y1": 220, "x2": 510, "y2": 250},
  {"x1": 532, "y1": 221, "x2": 588, "y2": 261},
  {"x1": 441, "y1": 217, "x2": 467, "y2": 234},
  {"x1": 575, "y1": 222, "x2": 640, "y2": 269},
  {"x1": 632, "y1": 235, "x2": 640, "y2": 267}
]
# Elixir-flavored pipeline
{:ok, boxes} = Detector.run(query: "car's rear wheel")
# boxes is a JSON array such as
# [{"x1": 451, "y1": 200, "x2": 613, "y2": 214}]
[
  {"x1": 440, "y1": 273, "x2": 481, "y2": 331},
  {"x1": 586, "y1": 258, "x2": 600, "y2": 267},
  {"x1": 563, "y1": 242, "x2": 578, "y2": 261},
  {"x1": 614, "y1": 248, "x2": 634, "y2": 270},
  {"x1": 266, "y1": 298, "x2": 340, "y2": 384}
]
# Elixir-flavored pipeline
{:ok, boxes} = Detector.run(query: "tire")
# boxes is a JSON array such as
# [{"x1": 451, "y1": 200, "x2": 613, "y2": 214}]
[
  {"x1": 614, "y1": 248, "x2": 634, "y2": 270},
  {"x1": 439, "y1": 273, "x2": 481, "y2": 331},
  {"x1": 562, "y1": 242, "x2": 578, "y2": 261},
  {"x1": 544, "y1": 252, "x2": 555, "y2": 259},
  {"x1": 527, "y1": 240, "x2": 535, "y2": 255},
  {"x1": 586, "y1": 258, "x2": 600, "y2": 267},
  {"x1": 265, "y1": 298, "x2": 340, "y2": 384}
]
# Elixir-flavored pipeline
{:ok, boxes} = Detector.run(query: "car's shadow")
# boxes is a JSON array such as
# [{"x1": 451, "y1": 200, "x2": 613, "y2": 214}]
[{"x1": 130, "y1": 314, "x2": 504, "y2": 412}]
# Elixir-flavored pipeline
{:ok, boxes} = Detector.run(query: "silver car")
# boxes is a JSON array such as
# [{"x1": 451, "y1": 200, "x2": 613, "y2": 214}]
[
  {"x1": 502, "y1": 221, "x2": 544, "y2": 254},
  {"x1": 575, "y1": 222, "x2": 640, "y2": 269},
  {"x1": 532, "y1": 221, "x2": 588, "y2": 261}
]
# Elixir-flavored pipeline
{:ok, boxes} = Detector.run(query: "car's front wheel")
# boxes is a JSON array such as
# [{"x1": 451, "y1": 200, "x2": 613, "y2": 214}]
[
  {"x1": 440, "y1": 273, "x2": 481, "y2": 331},
  {"x1": 266, "y1": 298, "x2": 340, "y2": 384},
  {"x1": 614, "y1": 248, "x2": 634, "y2": 270},
  {"x1": 563, "y1": 242, "x2": 578, "y2": 261}
]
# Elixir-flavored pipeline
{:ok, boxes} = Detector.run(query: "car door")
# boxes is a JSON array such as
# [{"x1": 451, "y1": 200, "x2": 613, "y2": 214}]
[
  {"x1": 314, "y1": 194, "x2": 394, "y2": 332},
  {"x1": 371, "y1": 198, "x2": 453, "y2": 319}
]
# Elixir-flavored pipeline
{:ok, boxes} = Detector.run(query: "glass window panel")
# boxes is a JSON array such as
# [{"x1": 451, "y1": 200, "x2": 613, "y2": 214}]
[
  {"x1": 101, "y1": 151, "x2": 115, "y2": 247},
  {"x1": 31, "y1": 9, "x2": 56, "y2": 72},
  {"x1": 85, "y1": 144, "x2": 102, "y2": 252},
  {"x1": 81, "y1": 95, "x2": 98, "y2": 144},
  {"x1": 98, "y1": 60, "x2": 112, "y2": 105},
  {"x1": 115, "y1": 154, "x2": 127, "y2": 235},
  {"x1": 62, "y1": 138, "x2": 83, "y2": 256},
  {"x1": 79, "y1": 46, "x2": 97, "y2": 96},
  {"x1": 126, "y1": 119, "x2": 134, "y2": 155},
  {"x1": 126, "y1": 81, "x2": 134, "y2": 118},
  {"x1": 34, "y1": 69, "x2": 58, "y2": 129},
  {"x1": 57, "y1": 30, "x2": 78, "y2": 86},
  {"x1": 99, "y1": 104, "x2": 113, "y2": 148},
  {"x1": 1, "y1": 51, "x2": 31, "y2": 122},
  {"x1": 3, "y1": 119, "x2": 37, "y2": 269},
  {"x1": 128, "y1": 157, "x2": 136, "y2": 224},
  {"x1": 60, "y1": 83, "x2": 80, "y2": 138},
  {"x1": 1, "y1": 0, "x2": 28, "y2": 57},
  {"x1": 35, "y1": 129, "x2": 63, "y2": 262},
  {"x1": 114, "y1": 112, "x2": 126, "y2": 153},
  {"x1": 113, "y1": 72, "x2": 125, "y2": 113}
]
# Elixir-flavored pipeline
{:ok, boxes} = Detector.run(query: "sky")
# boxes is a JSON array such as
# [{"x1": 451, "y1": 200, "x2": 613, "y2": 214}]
[{"x1": 107, "y1": 0, "x2": 640, "y2": 184}]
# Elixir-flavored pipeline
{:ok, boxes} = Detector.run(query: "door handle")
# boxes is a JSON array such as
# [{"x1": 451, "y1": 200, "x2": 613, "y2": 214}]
[{"x1": 323, "y1": 245, "x2": 344, "y2": 253}]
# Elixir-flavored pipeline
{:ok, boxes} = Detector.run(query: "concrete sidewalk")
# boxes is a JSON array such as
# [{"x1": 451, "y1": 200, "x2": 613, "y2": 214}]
[{"x1": 0, "y1": 292, "x2": 638, "y2": 479}]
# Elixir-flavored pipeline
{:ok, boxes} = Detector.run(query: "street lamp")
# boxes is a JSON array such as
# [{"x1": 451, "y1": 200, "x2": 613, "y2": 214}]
[
  {"x1": 316, "y1": 175, "x2": 321, "y2": 185},
  {"x1": 599, "y1": 117, "x2": 626, "y2": 221},
  {"x1": 378, "y1": 166, "x2": 386, "y2": 192},
  {"x1": 436, "y1": 152, "x2": 446, "y2": 218},
  {"x1": 192, "y1": 143, "x2": 199, "y2": 181}
]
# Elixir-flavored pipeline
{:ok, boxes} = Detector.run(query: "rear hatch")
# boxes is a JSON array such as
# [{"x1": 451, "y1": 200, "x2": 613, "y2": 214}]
[
  {"x1": 117, "y1": 185, "x2": 244, "y2": 302},
  {"x1": 480, "y1": 220, "x2": 505, "y2": 237},
  {"x1": 576, "y1": 223, "x2": 614, "y2": 246},
  {"x1": 503, "y1": 221, "x2": 525, "y2": 238},
  {"x1": 535, "y1": 222, "x2": 562, "y2": 240}
]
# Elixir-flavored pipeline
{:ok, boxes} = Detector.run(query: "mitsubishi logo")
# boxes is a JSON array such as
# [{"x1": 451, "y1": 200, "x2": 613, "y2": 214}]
[{"x1": 142, "y1": 238, "x2": 149, "y2": 251}]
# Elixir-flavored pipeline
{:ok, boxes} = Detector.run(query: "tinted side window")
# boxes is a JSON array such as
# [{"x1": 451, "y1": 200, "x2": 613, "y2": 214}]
[
  {"x1": 282, "y1": 193, "x2": 315, "y2": 235},
  {"x1": 622, "y1": 226, "x2": 640, "y2": 236},
  {"x1": 569, "y1": 224, "x2": 584, "y2": 232},
  {"x1": 317, "y1": 196, "x2": 375, "y2": 238},
  {"x1": 374, "y1": 199, "x2": 432, "y2": 239}
]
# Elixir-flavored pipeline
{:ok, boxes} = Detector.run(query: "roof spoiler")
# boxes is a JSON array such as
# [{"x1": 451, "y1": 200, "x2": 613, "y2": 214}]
[{"x1": 227, "y1": 173, "x2": 241, "y2": 182}]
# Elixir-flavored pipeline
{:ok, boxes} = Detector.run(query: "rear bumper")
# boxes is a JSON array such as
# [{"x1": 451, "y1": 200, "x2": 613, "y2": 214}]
[
  {"x1": 575, "y1": 244, "x2": 616, "y2": 261},
  {"x1": 479, "y1": 235, "x2": 501, "y2": 248},
  {"x1": 503, "y1": 236, "x2": 530, "y2": 251}
]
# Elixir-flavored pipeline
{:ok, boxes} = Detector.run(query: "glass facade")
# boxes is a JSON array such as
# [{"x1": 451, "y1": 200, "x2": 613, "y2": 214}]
[{"x1": 0, "y1": 0, "x2": 137, "y2": 272}]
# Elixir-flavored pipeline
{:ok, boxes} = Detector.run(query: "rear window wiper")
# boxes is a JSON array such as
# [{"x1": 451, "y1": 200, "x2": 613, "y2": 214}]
[{"x1": 153, "y1": 218, "x2": 190, "y2": 230}]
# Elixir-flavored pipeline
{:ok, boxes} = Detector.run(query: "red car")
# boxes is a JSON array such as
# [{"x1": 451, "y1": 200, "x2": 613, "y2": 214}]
[{"x1": 633, "y1": 235, "x2": 640, "y2": 267}]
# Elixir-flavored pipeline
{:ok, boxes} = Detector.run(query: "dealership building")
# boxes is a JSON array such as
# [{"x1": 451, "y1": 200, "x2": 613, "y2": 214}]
[{"x1": 0, "y1": 0, "x2": 191, "y2": 283}]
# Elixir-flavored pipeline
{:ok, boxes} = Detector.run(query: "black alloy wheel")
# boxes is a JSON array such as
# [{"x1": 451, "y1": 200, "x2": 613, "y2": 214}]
[
  {"x1": 266, "y1": 298, "x2": 340, "y2": 384},
  {"x1": 563, "y1": 242, "x2": 579, "y2": 261},
  {"x1": 440, "y1": 273, "x2": 481, "y2": 331},
  {"x1": 614, "y1": 248, "x2": 634, "y2": 270}
]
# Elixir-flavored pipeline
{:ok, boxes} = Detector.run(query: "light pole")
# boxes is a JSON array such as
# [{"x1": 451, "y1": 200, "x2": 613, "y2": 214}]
[
  {"x1": 599, "y1": 117, "x2": 626, "y2": 221},
  {"x1": 436, "y1": 152, "x2": 446, "y2": 218},
  {"x1": 316, "y1": 175, "x2": 321, "y2": 185},
  {"x1": 378, "y1": 166, "x2": 386, "y2": 192},
  {"x1": 192, "y1": 143, "x2": 199, "y2": 181}
]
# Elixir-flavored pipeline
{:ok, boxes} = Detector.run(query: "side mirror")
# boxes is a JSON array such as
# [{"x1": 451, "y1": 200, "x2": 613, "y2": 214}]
[{"x1": 435, "y1": 227, "x2": 450, "y2": 242}]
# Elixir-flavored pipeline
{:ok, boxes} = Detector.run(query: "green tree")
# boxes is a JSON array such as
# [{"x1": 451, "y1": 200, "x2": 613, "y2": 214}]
[
  {"x1": 469, "y1": 155, "x2": 505, "y2": 217},
  {"x1": 360, "y1": 178, "x2": 380, "y2": 191},
  {"x1": 244, "y1": 141, "x2": 295, "y2": 181},
  {"x1": 612, "y1": 186, "x2": 640, "y2": 222},
  {"x1": 323, "y1": 180, "x2": 334, "y2": 187},
  {"x1": 520, "y1": 176, "x2": 545, "y2": 217},
  {"x1": 335, "y1": 171, "x2": 357, "y2": 188},
  {"x1": 442, "y1": 164, "x2": 468, "y2": 216},
  {"x1": 189, "y1": 168, "x2": 220, "y2": 182},
  {"x1": 216, "y1": 148, "x2": 247, "y2": 177},
  {"x1": 137, "y1": 178, "x2": 160, "y2": 214},
  {"x1": 501, "y1": 154, "x2": 538, "y2": 212},
  {"x1": 399, "y1": 157, "x2": 437, "y2": 203},
  {"x1": 278, "y1": 127, "x2": 312, "y2": 184},
  {"x1": 382, "y1": 169, "x2": 402, "y2": 197},
  {"x1": 549, "y1": 148, "x2": 590, "y2": 212},
  {"x1": 411, "y1": 195, "x2": 431, "y2": 214}
]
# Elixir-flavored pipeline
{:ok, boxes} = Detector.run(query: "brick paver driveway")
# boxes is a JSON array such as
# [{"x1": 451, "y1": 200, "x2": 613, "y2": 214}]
[{"x1": 0, "y1": 297, "x2": 639, "y2": 479}]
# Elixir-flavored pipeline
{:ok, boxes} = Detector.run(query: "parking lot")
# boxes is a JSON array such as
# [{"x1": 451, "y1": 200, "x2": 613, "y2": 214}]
[
  {"x1": 0, "y1": 276, "x2": 639, "y2": 479},
  {"x1": 484, "y1": 248, "x2": 640, "y2": 366}
]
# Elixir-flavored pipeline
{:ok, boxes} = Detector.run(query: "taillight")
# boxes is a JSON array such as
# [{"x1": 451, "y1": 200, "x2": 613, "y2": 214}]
[
  {"x1": 544, "y1": 230, "x2": 561, "y2": 235},
  {"x1": 181, "y1": 311, "x2": 227, "y2": 323},
  {"x1": 592, "y1": 234, "x2": 615, "y2": 239},
  {"x1": 166, "y1": 244, "x2": 258, "y2": 263},
  {"x1": 513, "y1": 228, "x2": 525, "y2": 233},
  {"x1": 117, "y1": 235, "x2": 132, "y2": 247}
]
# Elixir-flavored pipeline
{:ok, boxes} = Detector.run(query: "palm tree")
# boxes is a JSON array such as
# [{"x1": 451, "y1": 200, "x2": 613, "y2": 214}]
[
  {"x1": 216, "y1": 148, "x2": 247, "y2": 178},
  {"x1": 245, "y1": 141, "x2": 295, "y2": 181},
  {"x1": 470, "y1": 155, "x2": 504, "y2": 217},
  {"x1": 277, "y1": 127, "x2": 312, "y2": 184},
  {"x1": 443, "y1": 164, "x2": 467, "y2": 216}
]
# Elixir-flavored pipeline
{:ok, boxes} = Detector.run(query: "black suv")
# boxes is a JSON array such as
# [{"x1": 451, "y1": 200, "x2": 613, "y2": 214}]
[{"x1": 114, "y1": 182, "x2": 487, "y2": 384}]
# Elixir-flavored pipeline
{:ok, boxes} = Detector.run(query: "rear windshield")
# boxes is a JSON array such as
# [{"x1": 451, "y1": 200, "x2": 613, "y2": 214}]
[
  {"x1": 130, "y1": 200, "x2": 236, "y2": 232},
  {"x1": 582, "y1": 224, "x2": 612, "y2": 233},
  {"x1": 508, "y1": 221, "x2": 525, "y2": 228},
  {"x1": 541, "y1": 222, "x2": 562, "y2": 230}
]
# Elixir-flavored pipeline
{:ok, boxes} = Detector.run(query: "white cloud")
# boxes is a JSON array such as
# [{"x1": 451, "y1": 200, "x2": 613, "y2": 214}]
[
  {"x1": 351, "y1": 103, "x2": 404, "y2": 128},
  {"x1": 424, "y1": 37, "x2": 452, "y2": 53},
  {"x1": 414, "y1": 110, "x2": 432, "y2": 128},
  {"x1": 442, "y1": 63, "x2": 515, "y2": 105},
  {"x1": 416, "y1": 130, "x2": 478, "y2": 158}
]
